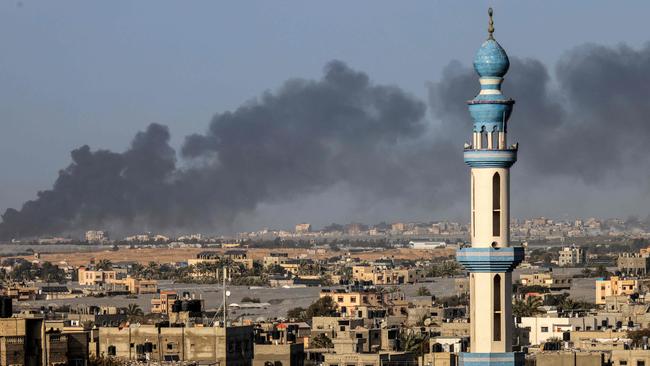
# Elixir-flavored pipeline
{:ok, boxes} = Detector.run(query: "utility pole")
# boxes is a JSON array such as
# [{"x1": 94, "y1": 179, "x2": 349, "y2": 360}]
[{"x1": 223, "y1": 266, "x2": 227, "y2": 326}]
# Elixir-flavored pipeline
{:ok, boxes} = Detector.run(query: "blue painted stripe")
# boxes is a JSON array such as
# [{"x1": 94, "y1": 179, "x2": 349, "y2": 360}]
[
  {"x1": 463, "y1": 149, "x2": 517, "y2": 168},
  {"x1": 459, "y1": 352, "x2": 524, "y2": 366},
  {"x1": 456, "y1": 247, "x2": 524, "y2": 272}
]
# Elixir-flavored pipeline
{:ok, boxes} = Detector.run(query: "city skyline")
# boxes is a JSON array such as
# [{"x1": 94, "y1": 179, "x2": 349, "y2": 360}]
[{"x1": 2, "y1": 2, "x2": 650, "y2": 237}]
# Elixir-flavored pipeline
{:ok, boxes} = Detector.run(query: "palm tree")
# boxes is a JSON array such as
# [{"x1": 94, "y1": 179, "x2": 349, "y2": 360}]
[
  {"x1": 399, "y1": 331, "x2": 430, "y2": 355},
  {"x1": 95, "y1": 259, "x2": 112, "y2": 271},
  {"x1": 144, "y1": 261, "x2": 159, "y2": 279},
  {"x1": 125, "y1": 303, "x2": 144, "y2": 322},
  {"x1": 558, "y1": 297, "x2": 580, "y2": 316},
  {"x1": 130, "y1": 263, "x2": 144, "y2": 278},
  {"x1": 513, "y1": 296, "x2": 543, "y2": 317}
]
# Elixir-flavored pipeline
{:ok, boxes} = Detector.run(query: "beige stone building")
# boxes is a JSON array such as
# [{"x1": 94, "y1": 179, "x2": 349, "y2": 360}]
[
  {"x1": 263, "y1": 252, "x2": 290, "y2": 267},
  {"x1": 97, "y1": 324, "x2": 253, "y2": 365},
  {"x1": 519, "y1": 272, "x2": 572, "y2": 289},
  {"x1": 109, "y1": 276, "x2": 158, "y2": 294},
  {"x1": 319, "y1": 288, "x2": 408, "y2": 318},
  {"x1": 78, "y1": 266, "x2": 117, "y2": 286},
  {"x1": 0, "y1": 316, "x2": 90, "y2": 366},
  {"x1": 150, "y1": 290, "x2": 179, "y2": 314},
  {"x1": 351, "y1": 265, "x2": 425, "y2": 285},
  {"x1": 595, "y1": 277, "x2": 638, "y2": 305},
  {"x1": 535, "y1": 351, "x2": 605, "y2": 366},
  {"x1": 611, "y1": 350, "x2": 650, "y2": 366}
]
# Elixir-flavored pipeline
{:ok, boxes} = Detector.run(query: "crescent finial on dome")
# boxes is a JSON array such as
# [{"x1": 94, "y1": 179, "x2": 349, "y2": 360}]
[{"x1": 488, "y1": 8, "x2": 495, "y2": 39}]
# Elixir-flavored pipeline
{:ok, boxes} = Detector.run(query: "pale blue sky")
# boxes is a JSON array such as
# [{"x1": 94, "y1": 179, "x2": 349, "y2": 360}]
[{"x1": 1, "y1": 1, "x2": 649, "y2": 227}]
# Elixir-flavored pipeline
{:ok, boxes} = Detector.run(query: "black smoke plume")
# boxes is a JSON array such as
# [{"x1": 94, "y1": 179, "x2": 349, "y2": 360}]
[
  {"x1": 0, "y1": 61, "x2": 430, "y2": 238},
  {"x1": 3, "y1": 42, "x2": 650, "y2": 239}
]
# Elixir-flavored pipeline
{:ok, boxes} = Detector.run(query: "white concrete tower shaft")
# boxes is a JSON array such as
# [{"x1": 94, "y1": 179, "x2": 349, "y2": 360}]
[{"x1": 456, "y1": 8, "x2": 524, "y2": 366}]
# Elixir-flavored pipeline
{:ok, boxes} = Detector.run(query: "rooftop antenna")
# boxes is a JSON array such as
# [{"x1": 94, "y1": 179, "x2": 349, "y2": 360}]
[{"x1": 488, "y1": 8, "x2": 495, "y2": 40}]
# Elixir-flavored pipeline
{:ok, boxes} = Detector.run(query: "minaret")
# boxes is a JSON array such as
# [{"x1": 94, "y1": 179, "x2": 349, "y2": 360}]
[{"x1": 457, "y1": 8, "x2": 524, "y2": 366}]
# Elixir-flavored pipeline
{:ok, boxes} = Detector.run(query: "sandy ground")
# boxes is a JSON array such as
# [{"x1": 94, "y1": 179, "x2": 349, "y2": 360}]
[{"x1": 10, "y1": 247, "x2": 456, "y2": 266}]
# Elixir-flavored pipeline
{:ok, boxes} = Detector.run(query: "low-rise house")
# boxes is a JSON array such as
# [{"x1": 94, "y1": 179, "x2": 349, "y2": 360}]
[
  {"x1": 151, "y1": 290, "x2": 178, "y2": 314},
  {"x1": 611, "y1": 350, "x2": 650, "y2": 366},
  {"x1": 263, "y1": 252, "x2": 290, "y2": 267},
  {"x1": 351, "y1": 265, "x2": 424, "y2": 285},
  {"x1": 535, "y1": 351, "x2": 606, "y2": 366},
  {"x1": 78, "y1": 266, "x2": 118, "y2": 286},
  {"x1": 518, "y1": 317, "x2": 572, "y2": 346},
  {"x1": 110, "y1": 276, "x2": 158, "y2": 294},
  {"x1": 0, "y1": 316, "x2": 91, "y2": 366},
  {"x1": 618, "y1": 253, "x2": 650, "y2": 276},
  {"x1": 519, "y1": 272, "x2": 573, "y2": 290},
  {"x1": 97, "y1": 324, "x2": 254, "y2": 365},
  {"x1": 596, "y1": 277, "x2": 639, "y2": 305}
]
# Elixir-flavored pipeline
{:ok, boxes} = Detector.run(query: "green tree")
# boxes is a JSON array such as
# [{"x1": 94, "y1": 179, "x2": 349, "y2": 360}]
[
  {"x1": 310, "y1": 333, "x2": 334, "y2": 349},
  {"x1": 125, "y1": 303, "x2": 144, "y2": 322},
  {"x1": 306, "y1": 296, "x2": 337, "y2": 318},
  {"x1": 628, "y1": 329, "x2": 650, "y2": 348},
  {"x1": 287, "y1": 307, "x2": 307, "y2": 321},
  {"x1": 594, "y1": 265, "x2": 611, "y2": 278},
  {"x1": 95, "y1": 259, "x2": 113, "y2": 271},
  {"x1": 89, "y1": 355, "x2": 128, "y2": 366},
  {"x1": 399, "y1": 331, "x2": 430, "y2": 355},
  {"x1": 10, "y1": 262, "x2": 36, "y2": 282},
  {"x1": 40, "y1": 262, "x2": 66, "y2": 283},
  {"x1": 130, "y1": 263, "x2": 144, "y2": 278},
  {"x1": 416, "y1": 286, "x2": 432, "y2": 297},
  {"x1": 513, "y1": 296, "x2": 543, "y2": 317}
]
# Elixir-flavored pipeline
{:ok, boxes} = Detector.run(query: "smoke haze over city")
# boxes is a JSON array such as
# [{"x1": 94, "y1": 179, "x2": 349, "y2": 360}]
[{"x1": 1, "y1": 2, "x2": 650, "y2": 238}]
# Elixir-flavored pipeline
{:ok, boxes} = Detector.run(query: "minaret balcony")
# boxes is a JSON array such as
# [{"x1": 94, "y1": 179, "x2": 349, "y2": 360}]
[
  {"x1": 463, "y1": 148, "x2": 517, "y2": 168},
  {"x1": 456, "y1": 247, "x2": 524, "y2": 273}
]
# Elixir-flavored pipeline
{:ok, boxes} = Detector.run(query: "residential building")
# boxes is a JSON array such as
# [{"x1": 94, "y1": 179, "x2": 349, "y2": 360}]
[
  {"x1": 351, "y1": 265, "x2": 424, "y2": 285},
  {"x1": 151, "y1": 291, "x2": 179, "y2": 314},
  {"x1": 559, "y1": 246, "x2": 587, "y2": 267},
  {"x1": 97, "y1": 325, "x2": 254, "y2": 365},
  {"x1": 595, "y1": 277, "x2": 639, "y2": 305},
  {"x1": 78, "y1": 267, "x2": 117, "y2": 286},
  {"x1": 295, "y1": 223, "x2": 312, "y2": 234},
  {"x1": 85, "y1": 230, "x2": 108, "y2": 243},
  {"x1": 519, "y1": 272, "x2": 573, "y2": 290},
  {"x1": 518, "y1": 317, "x2": 572, "y2": 346},
  {"x1": 617, "y1": 254, "x2": 650, "y2": 276}
]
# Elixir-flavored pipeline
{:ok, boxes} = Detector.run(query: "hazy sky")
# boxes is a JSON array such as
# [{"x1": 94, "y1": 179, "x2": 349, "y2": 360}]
[{"x1": 1, "y1": 1, "x2": 650, "y2": 233}]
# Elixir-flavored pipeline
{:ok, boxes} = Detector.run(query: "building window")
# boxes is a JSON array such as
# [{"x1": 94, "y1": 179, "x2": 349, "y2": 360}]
[
  {"x1": 492, "y1": 172, "x2": 501, "y2": 237},
  {"x1": 471, "y1": 173, "x2": 475, "y2": 237},
  {"x1": 493, "y1": 274, "x2": 501, "y2": 341},
  {"x1": 107, "y1": 346, "x2": 116, "y2": 356},
  {"x1": 620, "y1": 361, "x2": 627, "y2": 366},
  {"x1": 637, "y1": 361, "x2": 644, "y2": 366},
  {"x1": 541, "y1": 327, "x2": 549, "y2": 333}
]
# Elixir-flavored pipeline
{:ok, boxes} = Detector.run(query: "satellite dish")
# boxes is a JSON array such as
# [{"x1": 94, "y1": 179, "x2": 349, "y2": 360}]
[{"x1": 225, "y1": 290, "x2": 231, "y2": 297}]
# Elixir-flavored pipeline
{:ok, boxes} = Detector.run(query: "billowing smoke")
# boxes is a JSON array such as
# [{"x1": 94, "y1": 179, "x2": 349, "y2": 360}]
[
  {"x1": 0, "y1": 61, "x2": 435, "y2": 238},
  {"x1": 3, "y1": 42, "x2": 650, "y2": 239},
  {"x1": 430, "y1": 43, "x2": 650, "y2": 183}
]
